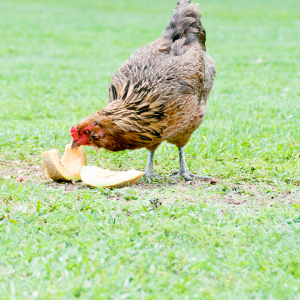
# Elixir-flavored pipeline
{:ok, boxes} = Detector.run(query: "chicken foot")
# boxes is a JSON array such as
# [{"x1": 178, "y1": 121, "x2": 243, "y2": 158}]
[
  {"x1": 143, "y1": 151, "x2": 163, "y2": 183},
  {"x1": 170, "y1": 147, "x2": 212, "y2": 182}
]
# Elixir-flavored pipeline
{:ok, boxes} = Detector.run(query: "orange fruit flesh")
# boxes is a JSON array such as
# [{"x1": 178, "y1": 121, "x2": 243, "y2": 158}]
[
  {"x1": 42, "y1": 144, "x2": 86, "y2": 182},
  {"x1": 42, "y1": 144, "x2": 143, "y2": 188}
]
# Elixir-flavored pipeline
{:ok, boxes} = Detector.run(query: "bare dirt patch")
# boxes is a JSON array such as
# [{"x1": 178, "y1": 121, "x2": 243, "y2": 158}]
[
  {"x1": 0, "y1": 160, "x2": 80, "y2": 191},
  {"x1": 1, "y1": 160, "x2": 299, "y2": 210},
  {"x1": 133, "y1": 177, "x2": 300, "y2": 210}
]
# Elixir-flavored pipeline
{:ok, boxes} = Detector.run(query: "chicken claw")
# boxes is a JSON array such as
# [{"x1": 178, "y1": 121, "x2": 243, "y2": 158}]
[
  {"x1": 170, "y1": 147, "x2": 213, "y2": 182},
  {"x1": 143, "y1": 171, "x2": 163, "y2": 183},
  {"x1": 170, "y1": 170, "x2": 211, "y2": 182}
]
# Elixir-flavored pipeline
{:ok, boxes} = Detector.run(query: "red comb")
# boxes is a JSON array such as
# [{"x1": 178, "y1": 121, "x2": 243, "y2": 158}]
[{"x1": 70, "y1": 126, "x2": 78, "y2": 139}]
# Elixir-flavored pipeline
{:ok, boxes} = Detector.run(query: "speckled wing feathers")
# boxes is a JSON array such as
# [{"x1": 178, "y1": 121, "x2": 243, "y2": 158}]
[{"x1": 100, "y1": 1, "x2": 215, "y2": 151}]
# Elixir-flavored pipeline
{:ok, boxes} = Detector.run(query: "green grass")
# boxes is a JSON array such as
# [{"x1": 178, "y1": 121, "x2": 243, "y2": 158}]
[{"x1": 0, "y1": 0, "x2": 300, "y2": 299}]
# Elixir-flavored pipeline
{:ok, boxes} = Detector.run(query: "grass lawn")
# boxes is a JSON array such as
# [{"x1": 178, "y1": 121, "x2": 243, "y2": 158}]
[{"x1": 1, "y1": 0, "x2": 300, "y2": 298}]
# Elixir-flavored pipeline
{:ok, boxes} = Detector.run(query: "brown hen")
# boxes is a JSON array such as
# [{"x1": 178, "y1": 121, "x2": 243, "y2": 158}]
[{"x1": 71, "y1": 0, "x2": 216, "y2": 182}]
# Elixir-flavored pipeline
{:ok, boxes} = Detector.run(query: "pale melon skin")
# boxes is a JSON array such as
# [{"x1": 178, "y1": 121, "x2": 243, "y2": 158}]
[
  {"x1": 42, "y1": 144, "x2": 87, "y2": 182},
  {"x1": 81, "y1": 166, "x2": 144, "y2": 189}
]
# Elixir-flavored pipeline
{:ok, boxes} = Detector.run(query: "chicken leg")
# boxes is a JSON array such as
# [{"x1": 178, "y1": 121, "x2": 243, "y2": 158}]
[
  {"x1": 143, "y1": 151, "x2": 162, "y2": 183},
  {"x1": 170, "y1": 147, "x2": 212, "y2": 182}
]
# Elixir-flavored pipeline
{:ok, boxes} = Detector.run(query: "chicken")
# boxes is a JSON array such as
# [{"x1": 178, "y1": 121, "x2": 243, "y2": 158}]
[{"x1": 71, "y1": 0, "x2": 216, "y2": 182}]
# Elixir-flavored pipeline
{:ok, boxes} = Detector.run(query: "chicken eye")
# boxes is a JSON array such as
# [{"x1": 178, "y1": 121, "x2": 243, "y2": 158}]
[{"x1": 83, "y1": 130, "x2": 90, "y2": 135}]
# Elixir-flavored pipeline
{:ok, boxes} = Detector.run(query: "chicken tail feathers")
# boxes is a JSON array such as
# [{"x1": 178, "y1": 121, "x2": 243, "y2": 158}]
[{"x1": 162, "y1": 0, "x2": 206, "y2": 50}]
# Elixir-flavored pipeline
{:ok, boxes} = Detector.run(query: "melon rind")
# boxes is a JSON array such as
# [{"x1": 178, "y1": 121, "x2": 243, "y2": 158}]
[
  {"x1": 41, "y1": 145, "x2": 86, "y2": 182},
  {"x1": 80, "y1": 166, "x2": 144, "y2": 188}
]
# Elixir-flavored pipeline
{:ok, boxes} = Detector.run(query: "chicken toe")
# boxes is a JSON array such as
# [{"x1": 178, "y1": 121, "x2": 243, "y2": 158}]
[
  {"x1": 170, "y1": 147, "x2": 212, "y2": 182},
  {"x1": 143, "y1": 172, "x2": 162, "y2": 183}
]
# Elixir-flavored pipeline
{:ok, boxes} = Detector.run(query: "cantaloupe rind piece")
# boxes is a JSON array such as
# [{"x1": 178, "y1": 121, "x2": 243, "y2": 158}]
[
  {"x1": 42, "y1": 144, "x2": 87, "y2": 182},
  {"x1": 80, "y1": 166, "x2": 144, "y2": 188}
]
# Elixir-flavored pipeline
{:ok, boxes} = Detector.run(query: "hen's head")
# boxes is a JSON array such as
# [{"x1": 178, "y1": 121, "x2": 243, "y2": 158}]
[{"x1": 70, "y1": 120, "x2": 105, "y2": 152}]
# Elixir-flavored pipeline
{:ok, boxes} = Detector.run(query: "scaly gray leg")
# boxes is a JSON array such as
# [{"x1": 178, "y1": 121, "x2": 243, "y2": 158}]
[
  {"x1": 143, "y1": 151, "x2": 161, "y2": 183},
  {"x1": 170, "y1": 147, "x2": 212, "y2": 182}
]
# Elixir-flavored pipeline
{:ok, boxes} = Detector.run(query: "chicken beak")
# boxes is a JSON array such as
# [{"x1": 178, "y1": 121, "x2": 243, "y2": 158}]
[{"x1": 71, "y1": 142, "x2": 80, "y2": 152}]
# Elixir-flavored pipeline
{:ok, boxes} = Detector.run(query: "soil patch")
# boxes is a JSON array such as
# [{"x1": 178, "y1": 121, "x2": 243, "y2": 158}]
[{"x1": 1, "y1": 160, "x2": 299, "y2": 210}]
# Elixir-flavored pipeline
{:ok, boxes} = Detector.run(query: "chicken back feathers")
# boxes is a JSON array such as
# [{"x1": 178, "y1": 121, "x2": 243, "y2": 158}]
[{"x1": 74, "y1": 0, "x2": 216, "y2": 152}]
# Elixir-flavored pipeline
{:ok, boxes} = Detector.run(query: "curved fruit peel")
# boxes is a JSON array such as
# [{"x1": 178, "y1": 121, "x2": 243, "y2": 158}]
[
  {"x1": 42, "y1": 144, "x2": 87, "y2": 182},
  {"x1": 80, "y1": 166, "x2": 144, "y2": 189}
]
